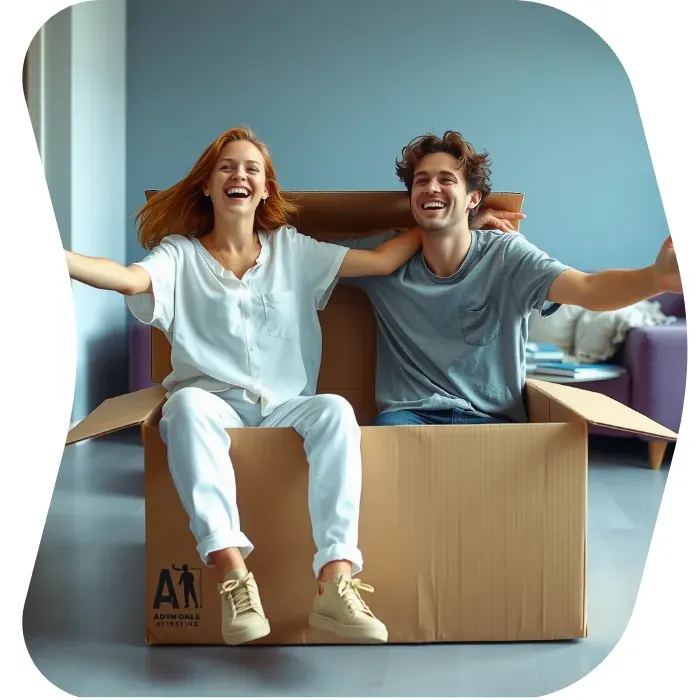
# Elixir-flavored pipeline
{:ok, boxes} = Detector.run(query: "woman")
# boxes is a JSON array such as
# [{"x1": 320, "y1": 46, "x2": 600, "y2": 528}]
[{"x1": 65, "y1": 127, "x2": 424, "y2": 645}]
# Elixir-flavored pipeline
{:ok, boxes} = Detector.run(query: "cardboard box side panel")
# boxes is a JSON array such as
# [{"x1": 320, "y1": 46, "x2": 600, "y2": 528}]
[
  {"x1": 323, "y1": 284, "x2": 372, "y2": 307},
  {"x1": 317, "y1": 291, "x2": 377, "y2": 394},
  {"x1": 542, "y1": 421, "x2": 588, "y2": 638},
  {"x1": 145, "y1": 424, "x2": 231, "y2": 644},
  {"x1": 525, "y1": 382, "x2": 588, "y2": 636},
  {"x1": 359, "y1": 424, "x2": 586, "y2": 642},
  {"x1": 144, "y1": 425, "x2": 318, "y2": 645},
  {"x1": 144, "y1": 426, "x2": 175, "y2": 644},
  {"x1": 144, "y1": 423, "x2": 586, "y2": 644},
  {"x1": 525, "y1": 385, "x2": 553, "y2": 424},
  {"x1": 228, "y1": 428, "x2": 322, "y2": 644}
]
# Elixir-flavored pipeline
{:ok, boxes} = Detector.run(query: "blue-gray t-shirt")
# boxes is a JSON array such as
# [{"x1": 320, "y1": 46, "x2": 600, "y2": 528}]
[{"x1": 338, "y1": 229, "x2": 570, "y2": 423}]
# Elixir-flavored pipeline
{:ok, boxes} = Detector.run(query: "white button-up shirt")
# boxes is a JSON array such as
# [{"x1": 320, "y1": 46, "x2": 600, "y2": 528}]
[{"x1": 126, "y1": 226, "x2": 348, "y2": 415}]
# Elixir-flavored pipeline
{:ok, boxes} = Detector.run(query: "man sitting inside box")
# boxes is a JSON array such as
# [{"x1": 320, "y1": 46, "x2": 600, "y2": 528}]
[{"x1": 336, "y1": 130, "x2": 682, "y2": 427}]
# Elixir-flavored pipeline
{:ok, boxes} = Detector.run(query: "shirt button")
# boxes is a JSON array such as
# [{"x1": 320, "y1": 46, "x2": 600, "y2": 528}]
[
  {"x1": 249, "y1": 345, "x2": 255, "y2": 351},
  {"x1": 243, "y1": 314, "x2": 249, "y2": 320}
]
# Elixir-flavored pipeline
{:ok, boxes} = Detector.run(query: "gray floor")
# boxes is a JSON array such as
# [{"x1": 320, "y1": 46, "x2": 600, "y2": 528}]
[{"x1": 24, "y1": 430, "x2": 671, "y2": 697}]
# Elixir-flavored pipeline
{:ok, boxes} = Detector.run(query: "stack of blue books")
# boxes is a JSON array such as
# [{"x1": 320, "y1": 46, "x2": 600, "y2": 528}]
[
  {"x1": 525, "y1": 342, "x2": 565, "y2": 362},
  {"x1": 534, "y1": 362, "x2": 625, "y2": 379},
  {"x1": 525, "y1": 343, "x2": 565, "y2": 372}
]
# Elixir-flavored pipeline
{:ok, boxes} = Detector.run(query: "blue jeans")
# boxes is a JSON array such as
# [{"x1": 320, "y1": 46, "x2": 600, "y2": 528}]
[{"x1": 371, "y1": 408, "x2": 510, "y2": 426}]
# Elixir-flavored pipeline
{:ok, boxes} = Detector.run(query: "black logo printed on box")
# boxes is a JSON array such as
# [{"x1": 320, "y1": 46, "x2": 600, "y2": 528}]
[{"x1": 152, "y1": 564, "x2": 202, "y2": 628}]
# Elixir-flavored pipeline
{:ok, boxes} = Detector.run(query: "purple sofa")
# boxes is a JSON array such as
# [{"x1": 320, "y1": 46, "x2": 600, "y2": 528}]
[
  {"x1": 128, "y1": 294, "x2": 687, "y2": 469},
  {"x1": 582, "y1": 292, "x2": 686, "y2": 468},
  {"x1": 129, "y1": 320, "x2": 157, "y2": 397}
]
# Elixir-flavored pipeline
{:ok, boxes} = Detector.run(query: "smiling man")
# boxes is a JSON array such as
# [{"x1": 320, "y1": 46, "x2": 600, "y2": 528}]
[{"x1": 338, "y1": 130, "x2": 682, "y2": 426}]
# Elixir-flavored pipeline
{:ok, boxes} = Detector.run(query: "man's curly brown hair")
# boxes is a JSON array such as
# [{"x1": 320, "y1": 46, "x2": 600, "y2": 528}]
[{"x1": 395, "y1": 131, "x2": 492, "y2": 225}]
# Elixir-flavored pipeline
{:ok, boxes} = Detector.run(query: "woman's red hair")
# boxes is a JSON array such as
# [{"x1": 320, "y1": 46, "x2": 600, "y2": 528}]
[{"x1": 135, "y1": 127, "x2": 299, "y2": 250}]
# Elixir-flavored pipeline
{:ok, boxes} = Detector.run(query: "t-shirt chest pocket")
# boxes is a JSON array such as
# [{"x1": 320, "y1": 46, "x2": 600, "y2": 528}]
[
  {"x1": 261, "y1": 290, "x2": 295, "y2": 339},
  {"x1": 458, "y1": 297, "x2": 503, "y2": 346}
]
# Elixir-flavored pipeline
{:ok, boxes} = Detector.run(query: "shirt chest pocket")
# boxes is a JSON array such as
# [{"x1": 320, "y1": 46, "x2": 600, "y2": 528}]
[
  {"x1": 261, "y1": 290, "x2": 295, "y2": 339},
  {"x1": 459, "y1": 298, "x2": 503, "y2": 346}
]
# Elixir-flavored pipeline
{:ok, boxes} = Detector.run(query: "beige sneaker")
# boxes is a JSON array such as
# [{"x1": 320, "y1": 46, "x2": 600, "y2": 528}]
[
  {"x1": 218, "y1": 569, "x2": 270, "y2": 645},
  {"x1": 309, "y1": 573, "x2": 388, "y2": 643}
]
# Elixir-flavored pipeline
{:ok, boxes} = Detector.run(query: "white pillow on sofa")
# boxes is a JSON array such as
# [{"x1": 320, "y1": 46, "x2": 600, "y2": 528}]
[
  {"x1": 573, "y1": 300, "x2": 676, "y2": 363},
  {"x1": 528, "y1": 305, "x2": 585, "y2": 355}
]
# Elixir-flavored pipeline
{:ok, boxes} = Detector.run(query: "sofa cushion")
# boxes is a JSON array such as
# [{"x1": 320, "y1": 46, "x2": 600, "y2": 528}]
[
  {"x1": 528, "y1": 305, "x2": 585, "y2": 355},
  {"x1": 573, "y1": 299, "x2": 677, "y2": 363}
]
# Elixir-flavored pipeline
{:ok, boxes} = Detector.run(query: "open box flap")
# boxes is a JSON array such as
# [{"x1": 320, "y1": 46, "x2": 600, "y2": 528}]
[
  {"x1": 66, "y1": 386, "x2": 166, "y2": 445},
  {"x1": 525, "y1": 378, "x2": 677, "y2": 440}
]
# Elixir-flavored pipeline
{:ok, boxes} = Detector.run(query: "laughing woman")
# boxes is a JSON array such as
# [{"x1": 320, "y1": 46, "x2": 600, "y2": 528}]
[{"x1": 64, "y1": 126, "x2": 425, "y2": 645}]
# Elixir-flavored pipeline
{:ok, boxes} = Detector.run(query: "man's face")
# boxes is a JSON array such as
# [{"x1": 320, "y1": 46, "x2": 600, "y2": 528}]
[{"x1": 410, "y1": 152, "x2": 481, "y2": 233}]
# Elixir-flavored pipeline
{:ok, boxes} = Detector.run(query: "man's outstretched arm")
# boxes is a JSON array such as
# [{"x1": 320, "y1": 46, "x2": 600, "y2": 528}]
[{"x1": 547, "y1": 236, "x2": 681, "y2": 311}]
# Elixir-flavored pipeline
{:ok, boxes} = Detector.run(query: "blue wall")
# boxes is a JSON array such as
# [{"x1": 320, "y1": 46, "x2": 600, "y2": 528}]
[{"x1": 126, "y1": 0, "x2": 668, "y2": 271}]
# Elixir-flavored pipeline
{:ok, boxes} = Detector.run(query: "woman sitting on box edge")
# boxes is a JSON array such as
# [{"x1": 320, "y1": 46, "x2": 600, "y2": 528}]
[{"x1": 64, "y1": 126, "x2": 521, "y2": 646}]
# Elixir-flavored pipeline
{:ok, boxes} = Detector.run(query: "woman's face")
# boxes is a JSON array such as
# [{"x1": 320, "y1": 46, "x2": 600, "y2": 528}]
[{"x1": 203, "y1": 139, "x2": 269, "y2": 221}]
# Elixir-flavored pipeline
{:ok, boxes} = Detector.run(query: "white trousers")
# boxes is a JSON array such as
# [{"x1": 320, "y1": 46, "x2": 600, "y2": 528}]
[{"x1": 159, "y1": 387, "x2": 364, "y2": 578}]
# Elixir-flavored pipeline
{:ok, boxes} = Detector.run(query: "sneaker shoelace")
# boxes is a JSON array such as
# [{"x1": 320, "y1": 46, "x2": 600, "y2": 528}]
[
  {"x1": 337, "y1": 577, "x2": 375, "y2": 616},
  {"x1": 220, "y1": 574, "x2": 261, "y2": 622}
]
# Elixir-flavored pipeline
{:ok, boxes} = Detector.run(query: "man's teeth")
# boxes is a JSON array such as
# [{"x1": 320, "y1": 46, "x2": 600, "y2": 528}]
[{"x1": 423, "y1": 202, "x2": 445, "y2": 210}]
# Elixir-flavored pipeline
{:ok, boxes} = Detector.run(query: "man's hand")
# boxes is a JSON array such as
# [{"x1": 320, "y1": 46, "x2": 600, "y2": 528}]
[
  {"x1": 654, "y1": 236, "x2": 682, "y2": 293},
  {"x1": 471, "y1": 208, "x2": 526, "y2": 233}
]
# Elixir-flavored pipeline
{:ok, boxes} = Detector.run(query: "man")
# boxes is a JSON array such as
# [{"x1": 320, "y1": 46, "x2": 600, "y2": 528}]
[{"x1": 338, "y1": 131, "x2": 681, "y2": 426}]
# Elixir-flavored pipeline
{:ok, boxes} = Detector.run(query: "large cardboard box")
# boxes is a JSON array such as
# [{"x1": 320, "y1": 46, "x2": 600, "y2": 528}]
[{"x1": 66, "y1": 191, "x2": 677, "y2": 645}]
